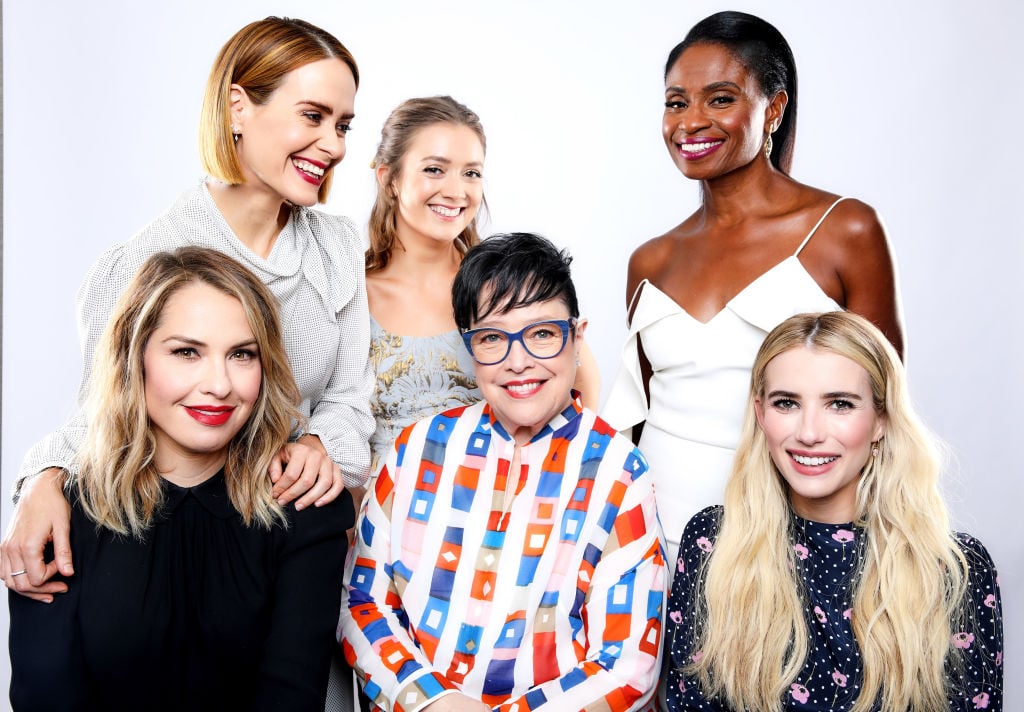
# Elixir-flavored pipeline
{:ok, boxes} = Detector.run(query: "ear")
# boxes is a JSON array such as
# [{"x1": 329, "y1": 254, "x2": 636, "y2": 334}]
[
  {"x1": 765, "y1": 89, "x2": 788, "y2": 134},
  {"x1": 229, "y1": 84, "x2": 251, "y2": 131},
  {"x1": 375, "y1": 163, "x2": 392, "y2": 190},
  {"x1": 872, "y1": 414, "x2": 887, "y2": 443},
  {"x1": 754, "y1": 396, "x2": 767, "y2": 431}
]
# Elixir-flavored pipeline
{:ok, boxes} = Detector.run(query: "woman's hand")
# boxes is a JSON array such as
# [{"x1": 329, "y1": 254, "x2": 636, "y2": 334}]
[
  {"x1": 422, "y1": 693, "x2": 491, "y2": 711},
  {"x1": 0, "y1": 468, "x2": 72, "y2": 602},
  {"x1": 269, "y1": 434, "x2": 345, "y2": 510}
]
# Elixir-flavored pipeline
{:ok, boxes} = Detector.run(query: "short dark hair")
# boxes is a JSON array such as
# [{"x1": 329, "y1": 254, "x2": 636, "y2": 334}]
[
  {"x1": 665, "y1": 11, "x2": 798, "y2": 174},
  {"x1": 452, "y1": 232, "x2": 579, "y2": 330}
]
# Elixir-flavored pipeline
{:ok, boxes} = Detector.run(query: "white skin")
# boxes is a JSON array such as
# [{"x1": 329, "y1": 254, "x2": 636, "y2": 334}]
[
  {"x1": 755, "y1": 347, "x2": 886, "y2": 523},
  {"x1": 367, "y1": 122, "x2": 485, "y2": 338},
  {"x1": 1, "y1": 58, "x2": 357, "y2": 600},
  {"x1": 368, "y1": 121, "x2": 601, "y2": 406},
  {"x1": 471, "y1": 298, "x2": 584, "y2": 446},
  {"x1": 143, "y1": 284, "x2": 262, "y2": 486}
]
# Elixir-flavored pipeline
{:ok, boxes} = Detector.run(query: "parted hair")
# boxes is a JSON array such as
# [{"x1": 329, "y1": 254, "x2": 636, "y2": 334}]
[
  {"x1": 77, "y1": 247, "x2": 301, "y2": 537},
  {"x1": 199, "y1": 16, "x2": 359, "y2": 203},
  {"x1": 689, "y1": 311, "x2": 969, "y2": 712},
  {"x1": 666, "y1": 11, "x2": 798, "y2": 174},
  {"x1": 366, "y1": 96, "x2": 487, "y2": 273}
]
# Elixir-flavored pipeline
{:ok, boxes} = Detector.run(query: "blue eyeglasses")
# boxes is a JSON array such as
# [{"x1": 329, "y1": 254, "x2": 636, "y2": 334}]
[{"x1": 461, "y1": 319, "x2": 576, "y2": 365}]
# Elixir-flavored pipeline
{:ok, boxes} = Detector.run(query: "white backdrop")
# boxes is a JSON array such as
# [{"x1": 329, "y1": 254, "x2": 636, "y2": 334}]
[{"x1": 3, "y1": 1, "x2": 1021, "y2": 707}]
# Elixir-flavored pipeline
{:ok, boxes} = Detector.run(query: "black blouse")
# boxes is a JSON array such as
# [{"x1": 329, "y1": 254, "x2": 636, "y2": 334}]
[
  {"x1": 9, "y1": 472, "x2": 354, "y2": 711},
  {"x1": 665, "y1": 506, "x2": 1003, "y2": 711}
]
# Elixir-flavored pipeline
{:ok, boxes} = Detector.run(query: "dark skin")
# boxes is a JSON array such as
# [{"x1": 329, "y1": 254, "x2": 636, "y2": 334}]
[{"x1": 628, "y1": 42, "x2": 903, "y2": 440}]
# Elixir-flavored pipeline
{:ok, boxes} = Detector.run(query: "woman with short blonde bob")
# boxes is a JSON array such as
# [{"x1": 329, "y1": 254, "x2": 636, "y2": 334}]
[
  {"x1": 3, "y1": 16, "x2": 373, "y2": 600},
  {"x1": 665, "y1": 312, "x2": 1002, "y2": 711},
  {"x1": 9, "y1": 248, "x2": 353, "y2": 710}
]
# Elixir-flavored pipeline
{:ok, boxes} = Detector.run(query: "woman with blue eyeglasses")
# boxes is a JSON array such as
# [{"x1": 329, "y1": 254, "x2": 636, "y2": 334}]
[{"x1": 340, "y1": 232, "x2": 666, "y2": 712}]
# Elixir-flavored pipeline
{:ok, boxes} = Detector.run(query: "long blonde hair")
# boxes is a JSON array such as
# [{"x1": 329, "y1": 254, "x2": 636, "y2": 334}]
[
  {"x1": 199, "y1": 16, "x2": 359, "y2": 203},
  {"x1": 690, "y1": 312, "x2": 968, "y2": 711},
  {"x1": 77, "y1": 247, "x2": 301, "y2": 537},
  {"x1": 365, "y1": 96, "x2": 487, "y2": 273}
]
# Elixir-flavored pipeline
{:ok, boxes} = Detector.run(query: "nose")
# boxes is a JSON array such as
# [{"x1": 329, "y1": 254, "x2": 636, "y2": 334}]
[
  {"x1": 670, "y1": 105, "x2": 711, "y2": 138},
  {"x1": 796, "y1": 408, "x2": 824, "y2": 446},
  {"x1": 200, "y1": 358, "x2": 232, "y2": 399},
  {"x1": 440, "y1": 171, "x2": 466, "y2": 200},
  {"x1": 317, "y1": 125, "x2": 347, "y2": 163},
  {"x1": 504, "y1": 337, "x2": 534, "y2": 372}
]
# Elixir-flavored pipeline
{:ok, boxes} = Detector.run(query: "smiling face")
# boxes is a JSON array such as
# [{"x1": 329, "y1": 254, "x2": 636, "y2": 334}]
[
  {"x1": 385, "y1": 122, "x2": 485, "y2": 248},
  {"x1": 143, "y1": 282, "x2": 262, "y2": 483},
  {"x1": 755, "y1": 346, "x2": 886, "y2": 523},
  {"x1": 472, "y1": 297, "x2": 583, "y2": 445},
  {"x1": 662, "y1": 42, "x2": 783, "y2": 181},
  {"x1": 231, "y1": 58, "x2": 357, "y2": 206}
]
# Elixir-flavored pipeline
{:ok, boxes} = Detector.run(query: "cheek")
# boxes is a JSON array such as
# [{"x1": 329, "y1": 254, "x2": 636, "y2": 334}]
[{"x1": 237, "y1": 366, "x2": 263, "y2": 405}]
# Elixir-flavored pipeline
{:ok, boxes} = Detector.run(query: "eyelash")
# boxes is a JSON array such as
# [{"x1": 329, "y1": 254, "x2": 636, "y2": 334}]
[
  {"x1": 771, "y1": 398, "x2": 797, "y2": 410},
  {"x1": 302, "y1": 111, "x2": 352, "y2": 135},
  {"x1": 423, "y1": 167, "x2": 483, "y2": 179}
]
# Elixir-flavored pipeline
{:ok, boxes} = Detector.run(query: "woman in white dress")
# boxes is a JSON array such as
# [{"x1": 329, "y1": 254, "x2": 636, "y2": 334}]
[{"x1": 603, "y1": 11, "x2": 903, "y2": 568}]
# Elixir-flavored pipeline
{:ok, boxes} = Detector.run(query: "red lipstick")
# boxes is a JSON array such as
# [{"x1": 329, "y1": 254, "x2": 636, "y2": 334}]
[{"x1": 184, "y1": 405, "x2": 235, "y2": 426}]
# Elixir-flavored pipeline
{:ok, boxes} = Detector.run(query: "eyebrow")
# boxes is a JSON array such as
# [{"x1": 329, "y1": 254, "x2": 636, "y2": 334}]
[
  {"x1": 298, "y1": 100, "x2": 355, "y2": 120},
  {"x1": 161, "y1": 336, "x2": 259, "y2": 350},
  {"x1": 665, "y1": 80, "x2": 742, "y2": 95},
  {"x1": 766, "y1": 389, "x2": 864, "y2": 401},
  {"x1": 419, "y1": 155, "x2": 484, "y2": 169}
]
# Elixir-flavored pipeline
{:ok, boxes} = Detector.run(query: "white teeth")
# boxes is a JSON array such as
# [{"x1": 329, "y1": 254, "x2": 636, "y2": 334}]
[
  {"x1": 292, "y1": 159, "x2": 325, "y2": 177},
  {"x1": 679, "y1": 141, "x2": 721, "y2": 153},
  {"x1": 430, "y1": 205, "x2": 461, "y2": 218},
  {"x1": 792, "y1": 454, "x2": 838, "y2": 466},
  {"x1": 506, "y1": 383, "x2": 539, "y2": 395}
]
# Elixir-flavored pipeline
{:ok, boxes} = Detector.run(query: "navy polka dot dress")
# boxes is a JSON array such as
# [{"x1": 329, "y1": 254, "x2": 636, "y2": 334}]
[{"x1": 664, "y1": 506, "x2": 1003, "y2": 711}]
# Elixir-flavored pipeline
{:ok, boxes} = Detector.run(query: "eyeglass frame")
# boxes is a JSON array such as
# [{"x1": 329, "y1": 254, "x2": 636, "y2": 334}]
[{"x1": 460, "y1": 318, "x2": 578, "y2": 365}]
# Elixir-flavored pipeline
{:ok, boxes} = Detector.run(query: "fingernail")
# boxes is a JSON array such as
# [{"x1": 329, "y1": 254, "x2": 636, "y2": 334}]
[{"x1": 295, "y1": 503, "x2": 305, "y2": 511}]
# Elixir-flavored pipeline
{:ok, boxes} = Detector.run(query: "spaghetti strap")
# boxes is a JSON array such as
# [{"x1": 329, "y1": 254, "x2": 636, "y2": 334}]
[
  {"x1": 627, "y1": 278, "x2": 650, "y2": 318},
  {"x1": 794, "y1": 197, "x2": 850, "y2": 256}
]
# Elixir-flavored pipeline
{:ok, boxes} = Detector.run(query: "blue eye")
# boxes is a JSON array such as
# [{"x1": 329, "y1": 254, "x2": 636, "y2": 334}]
[
  {"x1": 830, "y1": 399, "x2": 855, "y2": 411},
  {"x1": 771, "y1": 398, "x2": 798, "y2": 411}
]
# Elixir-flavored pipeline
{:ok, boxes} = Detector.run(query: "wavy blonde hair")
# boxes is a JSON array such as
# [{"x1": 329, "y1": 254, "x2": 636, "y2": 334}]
[
  {"x1": 199, "y1": 16, "x2": 359, "y2": 203},
  {"x1": 365, "y1": 96, "x2": 487, "y2": 273},
  {"x1": 689, "y1": 311, "x2": 969, "y2": 711},
  {"x1": 77, "y1": 247, "x2": 301, "y2": 537}
]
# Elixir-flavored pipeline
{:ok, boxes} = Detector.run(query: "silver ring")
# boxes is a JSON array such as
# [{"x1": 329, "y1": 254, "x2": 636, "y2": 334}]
[{"x1": 9, "y1": 569, "x2": 27, "y2": 577}]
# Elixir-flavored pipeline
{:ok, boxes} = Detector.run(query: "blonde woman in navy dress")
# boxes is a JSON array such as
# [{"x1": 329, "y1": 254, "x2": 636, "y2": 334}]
[{"x1": 665, "y1": 312, "x2": 1002, "y2": 711}]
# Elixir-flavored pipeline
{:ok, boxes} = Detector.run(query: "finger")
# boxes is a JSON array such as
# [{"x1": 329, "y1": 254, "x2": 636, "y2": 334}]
[
  {"x1": 315, "y1": 467, "x2": 346, "y2": 508},
  {"x1": 8, "y1": 561, "x2": 66, "y2": 597},
  {"x1": 276, "y1": 462, "x2": 320, "y2": 508},
  {"x1": 21, "y1": 538, "x2": 53, "y2": 588},
  {"x1": 293, "y1": 465, "x2": 335, "y2": 511},
  {"x1": 268, "y1": 450, "x2": 286, "y2": 485},
  {"x1": 52, "y1": 520, "x2": 75, "y2": 577},
  {"x1": 273, "y1": 450, "x2": 308, "y2": 500}
]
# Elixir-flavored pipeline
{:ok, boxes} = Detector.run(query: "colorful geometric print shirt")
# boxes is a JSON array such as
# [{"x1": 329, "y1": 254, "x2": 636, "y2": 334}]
[{"x1": 341, "y1": 397, "x2": 667, "y2": 712}]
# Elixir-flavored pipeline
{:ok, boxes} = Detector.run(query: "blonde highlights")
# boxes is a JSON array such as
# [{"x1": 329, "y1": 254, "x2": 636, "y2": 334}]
[
  {"x1": 690, "y1": 312, "x2": 969, "y2": 711},
  {"x1": 199, "y1": 17, "x2": 358, "y2": 203},
  {"x1": 77, "y1": 247, "x2": 301, "y2": 537},
  {"x1": 366, "y1": 96, "x2": 487, "y2": 273}
]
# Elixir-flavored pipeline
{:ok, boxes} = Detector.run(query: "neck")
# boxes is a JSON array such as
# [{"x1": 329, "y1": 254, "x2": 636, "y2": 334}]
[
  {"x1": 206, "y1": 180, "x2": 291, "y2": 259},
  {"x1": 698, "y1": 157, "x2": 785, "y2": 223},
  {"x1": 387, "y1": 231, "x2": 463, "y2": 276},
  {"x1": 152, "y1": 436, "x2": 227, "y2": 489}
]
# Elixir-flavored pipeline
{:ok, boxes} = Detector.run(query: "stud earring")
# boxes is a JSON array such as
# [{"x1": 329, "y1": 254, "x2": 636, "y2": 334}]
[
  {"x1": 231, "y1": 125, "x2": 241, "y2": 143},
  {"x1": 871, "y1": 441, "x2": 880, "y2": 458}
]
